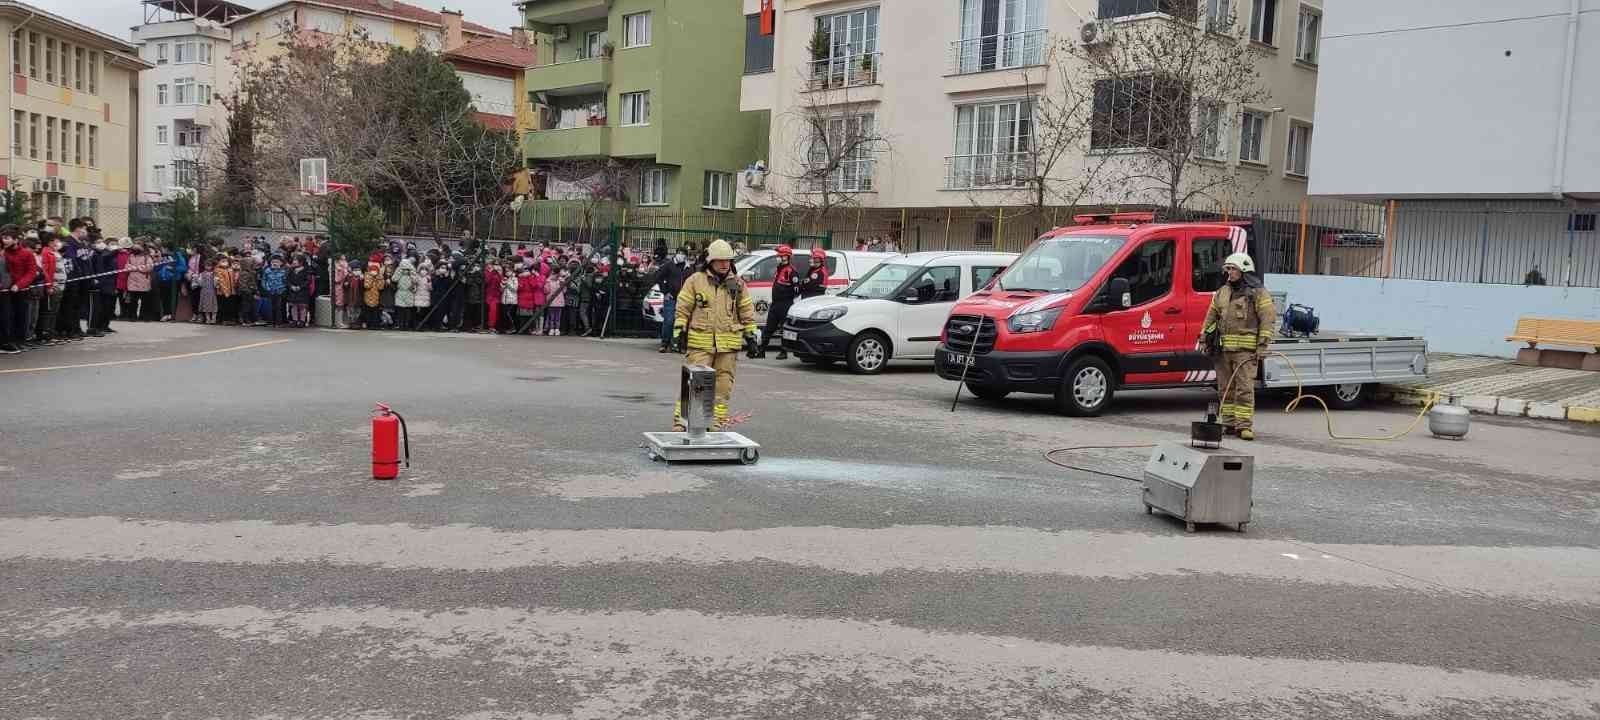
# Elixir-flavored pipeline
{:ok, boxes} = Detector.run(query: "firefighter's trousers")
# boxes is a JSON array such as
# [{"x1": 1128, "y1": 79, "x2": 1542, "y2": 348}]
[
  {"x1": 674, "y1": 350, "x2": 739, "y2": 430},
  {"x1": 1215, "y1": 351, "x2": 1258, "y2": 430}
]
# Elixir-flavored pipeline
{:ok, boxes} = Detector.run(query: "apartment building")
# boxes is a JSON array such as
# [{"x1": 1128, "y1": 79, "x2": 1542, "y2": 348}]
[
  {"x1": 437, "y1": 14, "x2": 537, "y2": 193},
  {"x1": 3, "y1": 1, "x2": 150, "y2": 235},
  {"x1": 740, "y1": 0, "x2": 1323, "y2": 246},
  {"x1": 225, "y1": 0, "x2": 506, "y2": 65},
  {"x1": 132, "y1": 0, "x2": 251, "y2": 202},
  {"x1": 519, "y1": 0, "x2": 763, "y2": 215}
]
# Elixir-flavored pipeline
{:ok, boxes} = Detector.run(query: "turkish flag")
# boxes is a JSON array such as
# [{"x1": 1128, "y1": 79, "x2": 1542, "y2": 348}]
[{"x1": 760, "y1": 0, "x2": 774, "y2": 35}]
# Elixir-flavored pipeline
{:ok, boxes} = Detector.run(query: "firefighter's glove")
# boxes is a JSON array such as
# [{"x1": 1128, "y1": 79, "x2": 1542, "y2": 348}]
[
  {"x1": 742, "y1": 331, "x2": 760, "y2": 355},
  {"x1": 1254, "y1": 345, "x2": 1268, "y2": 362},
  {"x1": 671, "y1": 329, "x2": 687, "y2": 354}
]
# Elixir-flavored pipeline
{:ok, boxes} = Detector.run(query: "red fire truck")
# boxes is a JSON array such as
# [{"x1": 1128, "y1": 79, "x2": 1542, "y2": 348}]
[{"x1": 934, "y1": 213, "x2": 1429, "y2": 415}]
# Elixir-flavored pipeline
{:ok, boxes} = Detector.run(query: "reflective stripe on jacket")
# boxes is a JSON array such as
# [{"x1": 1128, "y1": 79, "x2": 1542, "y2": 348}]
[
  {"x1": 674, "y1": 270, "x2": 757, "y2": 352},
  {"x1": 1203, "y1": 283, "x2": 1275, "y2": 351}
]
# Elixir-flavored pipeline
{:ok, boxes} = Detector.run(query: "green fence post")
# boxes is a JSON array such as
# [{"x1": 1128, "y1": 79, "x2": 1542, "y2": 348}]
[
  {"x1": 605, "y1": 224, "x2": 620, "y2": 339},
  {"x1": 823, "y1": 230, "x2": 833, "y2": 251}
]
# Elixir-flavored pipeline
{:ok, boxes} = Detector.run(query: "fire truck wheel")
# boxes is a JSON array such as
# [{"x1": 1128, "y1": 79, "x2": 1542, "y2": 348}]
[{"x1": 1056, "y1": 355, "x2": 1115, "y2": 417}]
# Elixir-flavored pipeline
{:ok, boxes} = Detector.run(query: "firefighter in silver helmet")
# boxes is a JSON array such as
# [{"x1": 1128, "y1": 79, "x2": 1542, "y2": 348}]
[
  {"x1": 671, "y1": 238, "x2": 758, "y2": 431},
  {"x1": 1200, "y1": 252, "x2": 1275, "y2": 440}
]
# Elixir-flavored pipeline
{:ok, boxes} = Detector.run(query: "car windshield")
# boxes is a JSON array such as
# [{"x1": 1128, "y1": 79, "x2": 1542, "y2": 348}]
[
  {"x1": 997, "y1": 235, "x2": 1128, "y2": 293},
  {"x1": 843, "y1": 263, "x2": 919, "y2": 299}
]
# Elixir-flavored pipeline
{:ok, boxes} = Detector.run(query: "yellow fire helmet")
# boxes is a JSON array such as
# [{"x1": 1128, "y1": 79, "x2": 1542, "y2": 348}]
[{"x1": 706, "y1": 239, "x2": 736, "y2": 261}]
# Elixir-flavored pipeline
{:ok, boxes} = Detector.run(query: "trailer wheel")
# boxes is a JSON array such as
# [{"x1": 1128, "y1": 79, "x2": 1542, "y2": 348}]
[
  {"x1": 1055, "y1": 356, "x2": 1115, "y2": 417},
  {"x1": 1322, "y1": 382, "x2": 1370, "y2": 410}
]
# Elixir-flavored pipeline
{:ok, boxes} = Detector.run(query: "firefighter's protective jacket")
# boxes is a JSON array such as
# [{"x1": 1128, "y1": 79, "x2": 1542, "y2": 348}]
[
  {"x1": 1202, "y1": 280, "x2": 1275, "y2": 352},
  {"x1": 675, "y1": 269, "x2": 757, "y2": 352}
]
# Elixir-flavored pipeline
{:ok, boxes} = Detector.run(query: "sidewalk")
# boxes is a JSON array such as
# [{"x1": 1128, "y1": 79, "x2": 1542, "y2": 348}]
[{"x1": 1381, "y1": 353, "x2": 1600, "y2": 423}]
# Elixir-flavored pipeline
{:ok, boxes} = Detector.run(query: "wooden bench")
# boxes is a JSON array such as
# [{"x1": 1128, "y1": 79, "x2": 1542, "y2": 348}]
[{"x1": 1507, "y1": 317, "x2": 1600, "y2": 370}]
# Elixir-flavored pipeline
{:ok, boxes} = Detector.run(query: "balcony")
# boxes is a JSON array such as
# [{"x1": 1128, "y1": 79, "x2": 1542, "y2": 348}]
[
  {"x1": 945, "y1": 153, "x2": 1035, "y2": 190},
  {"x1": 806, "y1": 52, "x2": 883, "y2": 91},
  {"x1": 526, "y1": 56, "x2": 611, "y2": 96},
  {"x1": 947, "y1": 30, "x2": 1047, "y2": 76},
  {"x1": 524, "y1": 125, "x2": 611, "y2": 159},
  {"x1": 521, "y1": 0, "x2": 608, "y2": 26}
]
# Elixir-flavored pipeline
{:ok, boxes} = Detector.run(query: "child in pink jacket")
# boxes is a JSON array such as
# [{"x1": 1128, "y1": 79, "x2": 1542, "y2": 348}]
[{"x1": 543, "y1": 270, "x2": 566, "y2": 336}]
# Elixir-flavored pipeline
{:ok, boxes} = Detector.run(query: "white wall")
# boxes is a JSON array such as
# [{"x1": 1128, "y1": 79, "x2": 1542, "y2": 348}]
[
  {"x1": 1267, "y1": 274, "x2": 1600, "y2": 357},
  {"x1": 459, "y1": 71, "x2": 516, "y2": 116},
  {"x1": 1309, "y1": 0, "x2": 1600, "y2": 199},
  {"x1": 131, "y1": 21, "x2": 234, "y2": 201}
]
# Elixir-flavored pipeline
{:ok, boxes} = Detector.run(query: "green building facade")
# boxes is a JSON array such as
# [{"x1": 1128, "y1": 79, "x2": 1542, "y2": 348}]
[{"x1": 521, "y1": 0, "x2": 768, "y2": 221}]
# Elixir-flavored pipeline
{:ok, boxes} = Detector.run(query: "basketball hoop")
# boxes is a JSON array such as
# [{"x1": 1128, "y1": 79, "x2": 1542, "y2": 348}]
[{"x1": 299, "y1": 157, "x2": 328, "y2": 196}]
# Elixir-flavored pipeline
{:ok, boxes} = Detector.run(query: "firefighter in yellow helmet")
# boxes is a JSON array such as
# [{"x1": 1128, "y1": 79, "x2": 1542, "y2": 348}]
[
  {"x1": 672, "y1": 238, "x2": 759, "y2": 431},
  {"x1": 1200, "y1": 252, "x2": 1275, "y2": 440}
]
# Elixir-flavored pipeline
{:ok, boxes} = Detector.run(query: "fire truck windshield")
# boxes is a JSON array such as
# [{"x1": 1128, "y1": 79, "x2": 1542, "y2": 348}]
[{"x1": 996, "y1": 235, "x2": 1126, "y2": 293}]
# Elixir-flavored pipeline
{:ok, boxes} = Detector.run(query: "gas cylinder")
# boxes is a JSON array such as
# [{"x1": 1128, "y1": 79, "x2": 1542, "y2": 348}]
[{"x1": 372, "y1": 403, "x2": 410, "y2": 479}]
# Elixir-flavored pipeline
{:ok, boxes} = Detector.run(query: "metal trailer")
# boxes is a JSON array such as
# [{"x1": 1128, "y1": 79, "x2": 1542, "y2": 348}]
[{"x1": 1258, "y1": 333, "x2": 1429, "y2": 408}]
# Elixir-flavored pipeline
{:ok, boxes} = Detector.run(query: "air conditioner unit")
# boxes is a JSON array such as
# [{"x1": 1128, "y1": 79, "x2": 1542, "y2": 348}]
[
  {"x1": 1081, "y1": 20, "x2": 1115, "y2": 47},
  {"x1": 32, "y1": 179, "x2": 48, "y2": 193},
  {"x1": 552, "y1": 24, "x2": 569, "y2": 41},
  {"x1": 743, "y1": 160, "x2": 768, "y2": 189},
  {"x1": 50, "y1": 177, "x2": 68, "y2": 193}
]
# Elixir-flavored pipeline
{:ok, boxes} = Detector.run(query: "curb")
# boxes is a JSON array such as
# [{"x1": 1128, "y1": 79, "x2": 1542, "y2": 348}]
[{"x1": 1377, "y1": 385, "x2": 1600, "y2": 424}]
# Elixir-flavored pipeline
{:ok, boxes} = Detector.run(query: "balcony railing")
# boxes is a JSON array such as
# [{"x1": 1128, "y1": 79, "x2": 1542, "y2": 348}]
[
  {"x1": 806, "y1": 52, "x2": 883, "y2": 90},
  {"x1": 945, "y1": 153, "x2": 1036, "y2": 190},
  {"x1": 947, "y1": 30, "x2": 1047, "y2": 76}
]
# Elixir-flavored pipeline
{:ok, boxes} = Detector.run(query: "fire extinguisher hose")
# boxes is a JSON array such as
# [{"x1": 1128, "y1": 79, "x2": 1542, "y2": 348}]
[{"x1": 390, "y1": 409, "x2": 411, "y2": 469}]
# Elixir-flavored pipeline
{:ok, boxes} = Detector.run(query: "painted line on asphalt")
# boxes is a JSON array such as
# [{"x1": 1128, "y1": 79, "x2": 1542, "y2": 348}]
[
  {"x1": 0, "y1": 339, "x2": 291, "y2": 375},
  {"x1": 1, "y1": 516, "x2": 1595, "y2": 604},
  {"x1": 14, "y1": 604, "x2": 1597, "y2": 718}
]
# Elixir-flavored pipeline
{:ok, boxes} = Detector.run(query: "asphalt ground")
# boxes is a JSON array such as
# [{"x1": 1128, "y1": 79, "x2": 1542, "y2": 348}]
[{"x1": 2, "y1": 322, "x2": 1597, "y2": 719}]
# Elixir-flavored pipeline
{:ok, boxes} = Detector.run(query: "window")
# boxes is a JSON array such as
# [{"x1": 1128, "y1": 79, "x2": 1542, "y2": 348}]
[
  {"x1": 178, "y1": 126, "x2": 203, "y2": 147},
  {"x1": 1191, "y1": 237, "x2": 1231, "y2": 292},
  {"x1": 88, "y1": 199, "x2": 98, "y2": 221},
  {"x1": 956, "y1": 0, "x2": 1044, "y2": 74},
  {"x1": 153, "y1": 164, "x2": 168, "y2": 189},
  {"x1": 87, "y1": 52, "x2": 98, "y2": 94},
  {"x1": 175, "y1": 77, "x2": 196, "y2": 104},
  {"x1": 703, "y1": 171, "x2": 734, "y2": 210},
  {"x1": 1098, "y1": 0, "x2": 1196, "y2": 20},
  {"x1": 44, "y1": 37, "x2": 55, "y2": 83},
  {"x1": 200, "y1": 41, "x2": 212, "y2": 64},
  {"x1": 1570, "y1": 214, "x2": 1597, "y2": 233},
  {"x1": 198, "y1": 81, "x2": 212, "y2": 104},
  {"x1": 59, "y1": 119, "x2": 68, "y2": 164},
  {"x1": 306, "y1": 8, "x2": 343, "y2": 34},
  {"x1": 73, "y1": 47, "x2": 84, "y2": 90},
  {"x1": 156, "y1": 42, "x2": 169, "y2": 64},
  {"x1": 620, "y1": 91, "x2": 650, "y2": 125},
  {"x1": 904, "y1": 266, "x2": 962, "y2": 304},
  {"x1": 972, "y1": 265, "x2": 1005, "y2": 291},
  {"x1": 27, "y1": 32, "x2": 37, "y2": 79},
  {"x1": 583, "y1": 30, "x2": 606, "y2": 59},
  {"x1": 814, "y1": 7, "x2": 879, "y2": 86},
  {"x1": 1296, "y1": 5, "x2": 1320, "y2": 63},
  {"x1": 58, "y1": 41, "x2": 70, "y2": 87},
  {"x1": 1197, "y1": 100, "x2": 1226, "y2": 159},
  {"x1": 156, "y1": 124, "x2": 169, "y2": 144},
  {"x1": 175, "y1": 41, "x2": 192, "y2": 63},
  {"x1": 10, "y1": 31, "x2": 18, "y2": 75},
  {"x1": 808, "y1": 113, "x2": 876, "y2": 192},
  {"x1": 951, "y1": 100, "x2": 1033, "y2": 188},
  {"x1": 1090, "y1": 74, "x2": 1191, "y2": 150},
  {"x1": 10, "y1": 111, "x2": 21, "y2": 155},
  {"x1": 356, "y1": 20, "x2": 394, "y2": 44},
  {"x1": 1238, "y1": 110, "x2": 1267, "y2": 163},
  {"x1": 28, "y1": 113, "x2": 38, "y2": 159},
  {"x1": 974, "y1": 219, "x2": 995, "y2": 247},
  {"x1": 1106, "y1": 238, "x2": 1176, "y2": 307},
  {"x1": 639, "y1": 167, "x2": 669, "y2": 205},
  {"x1": 174, "y1": 159, "x2": 195, "y2": 187},
  {"x1": 157, "y1": 83, "x2": 169, "y2": 105},
  {"x1": 1249, "y1": 0, "x2": 1277, "y2": 45},
  {"x1": 45, "y1": 117, "x2": 55, "y2": 161},
  {"x1": 1205, "y1": 0, "x2": 1232, "y2": 31},
  {"x1": 74, "y1": 123, "x2": 83, "y2": 164},
  {"x1": 744, "y1": 13, "x2": 775, "y2": 73},
  {"x1": 417, "y1": 29, "x2": 441, "y2": 49},
  {"x1": 623, "y1": 12, "x2": 651, "y2": 48},
  {"x1": 88, "y1": 125, "x2": 97, "y2": 167},
  {"x1": 1286, "y1": 122, "x2": 1311, "y2": 176}
]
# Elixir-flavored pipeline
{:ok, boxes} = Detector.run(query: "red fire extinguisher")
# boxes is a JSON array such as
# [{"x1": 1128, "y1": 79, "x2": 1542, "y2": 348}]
[{"x1": 371, "y1": 403, "x2": 410, "y2": 480}]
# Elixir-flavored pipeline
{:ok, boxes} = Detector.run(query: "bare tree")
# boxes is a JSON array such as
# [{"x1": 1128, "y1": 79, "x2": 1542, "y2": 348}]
[
  {"x1": 1060, "y1": 7, "x2": 1272, "y2": 212},
  {"x1": 748, "y1": 27, "x2": 892, "y2": 232},
  {"x1": 534, "y1": 158, "x2": 644, "y2": 247}
]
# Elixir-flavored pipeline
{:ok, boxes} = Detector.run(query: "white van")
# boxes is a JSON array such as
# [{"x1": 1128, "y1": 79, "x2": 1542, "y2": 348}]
[
  {"x1": 737, "y1": 249, "x2": 898, "y2": 328},
  {"x1": 780, "y1": 251, "x2": 1017, "y2": 374}
]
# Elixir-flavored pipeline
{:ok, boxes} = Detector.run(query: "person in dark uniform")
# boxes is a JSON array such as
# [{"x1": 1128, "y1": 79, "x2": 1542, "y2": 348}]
[
  {"x1": 799, "y1": 246, "x2": 829, "y2": 299},
  {"x1": 756, "y1": 245, "x2": 800, "y2": 359}
]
